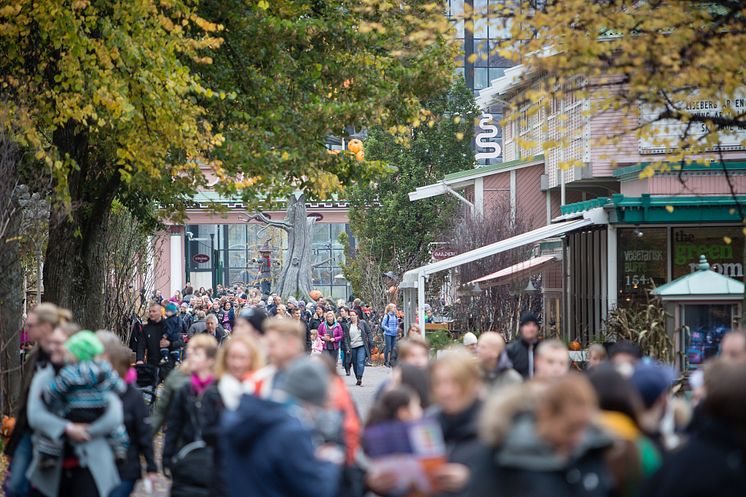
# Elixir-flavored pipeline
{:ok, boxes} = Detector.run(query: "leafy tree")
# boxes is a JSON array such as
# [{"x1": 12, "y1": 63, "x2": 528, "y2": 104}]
[
  {"x1": 477, "y1": 1, "x2": 746, "y2": 167},
  {"x1": 0, "y1": 0, "x2": 455, "y2": 327},
  {"x1": 344, "y1": 80, "x2": 478, "y2": 302}
]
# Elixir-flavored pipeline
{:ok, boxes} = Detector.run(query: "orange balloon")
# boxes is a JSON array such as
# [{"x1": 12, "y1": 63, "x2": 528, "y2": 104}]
[
  {"x1": 355, "y1": 150, "x2": 365, "y2": 161},
  {"x1": 348, "y1": 139, "x2": 363, "y2": 154}
]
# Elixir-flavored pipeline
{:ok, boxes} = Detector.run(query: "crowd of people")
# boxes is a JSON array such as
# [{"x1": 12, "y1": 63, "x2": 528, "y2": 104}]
[{"x1": 3, "y1": 291, "x2": 746, "y2": 497}]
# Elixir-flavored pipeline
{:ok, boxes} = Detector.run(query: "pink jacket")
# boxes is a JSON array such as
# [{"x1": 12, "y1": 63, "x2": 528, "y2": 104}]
[{"x1": 318, "y1": 321, "x2": 343, "y2": 351}]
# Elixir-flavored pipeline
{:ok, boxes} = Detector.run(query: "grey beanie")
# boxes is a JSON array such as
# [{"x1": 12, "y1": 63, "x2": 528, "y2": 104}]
[{"x1": 280, "y1": 358, "x2": 330, "y2": 407}]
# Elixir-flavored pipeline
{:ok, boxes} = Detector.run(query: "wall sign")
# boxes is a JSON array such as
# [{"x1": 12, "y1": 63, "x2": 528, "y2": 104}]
[
  {"x1": 475, "y1": 113, "x2": 502, "y2": 161},
  {"x1": 432, "y1": 248, "x2": 458, "y2": 261},
  {"x1": 672, "y1": 227, "x2": 744, "y2": 280},
  {"x1": 192, "y1": 253, "x2": 210, "y2": 264}
]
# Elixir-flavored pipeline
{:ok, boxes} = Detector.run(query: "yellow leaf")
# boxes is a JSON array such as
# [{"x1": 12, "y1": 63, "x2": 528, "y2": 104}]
[
  {"x1": 258, "y1": 0, "x2": 269, "y2": 10},
  {"x1": 455, "y1": 132, "x2": 464, "y2": 141},
  {"x1": 467, "y1": 53, "x2": 478, "y2": 64},
  {"x1": 665, "y1": 205, "x2": 674, "y2": 213},
  {"x1": 723, "y1": 236, "x2": 732, "y2": 245},
  {"x1": 35, "y1": 150, "x2": 44, "y2": 160}
]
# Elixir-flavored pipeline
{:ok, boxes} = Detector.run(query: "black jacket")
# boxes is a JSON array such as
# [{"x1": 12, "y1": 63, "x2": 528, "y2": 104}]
[
  {"x1": 506, "y1": 338, "x2": 538, "y2": 379},
  {"x1": 118, "y1": 384, "x2": 158, "y2": 481},
  {"x1": 342, "y1": 321, "x2": 372, "y2": 356},
  {"x1": 136, "y1": 318, "x2": 167, "y2": 366},
  {"x1": 641, "y1": 417, "x2": 746, "y2": 497},
  {"x1": 433, "y1": 400, "x2": 486, "y2": 497},
  {"x1": 468, "y1": 415, "x2": 614, "y2": 497},
  {"x1": 162, "y1": 380, "x2": 223, "y2": 475}
]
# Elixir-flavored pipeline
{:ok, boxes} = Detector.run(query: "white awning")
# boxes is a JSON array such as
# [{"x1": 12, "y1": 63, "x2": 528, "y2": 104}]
[
  {"x1": 402, "y1": 218, "x2": 593, "y2": 285},
  {"x1": 469, "y1": 255, "x2": 558, "y2": 288}
]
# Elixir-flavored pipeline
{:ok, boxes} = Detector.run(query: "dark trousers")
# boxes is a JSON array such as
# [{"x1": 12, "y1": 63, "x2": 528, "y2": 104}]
[
  {"x1": 351, "y1": 346, "x2": 366, "y2": 380},
  {"x1": 59, "y1": 467, "x2": 99, "y2": 497},
  {"x1": 384, "y1": 335, "x2": 396, "y2": 365},
  {"x1": 324, "y1": 348, "x2": 338, "y2": 363}
]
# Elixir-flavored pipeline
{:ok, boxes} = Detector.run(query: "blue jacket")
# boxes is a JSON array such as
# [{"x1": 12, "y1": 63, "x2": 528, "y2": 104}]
[
  {"x1": 382, "y1": 312, "x2": 399, "y2": 336},
  {"x1": 220, "y1": 394, "x2": 340, "y2": 497}
]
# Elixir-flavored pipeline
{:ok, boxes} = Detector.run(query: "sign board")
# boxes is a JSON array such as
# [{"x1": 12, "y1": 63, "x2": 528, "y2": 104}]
[
  {"x1": 192, "y1": 253, "x2": 210, "y2": 264},
  {"x1": 640, "y1": 93, "x2": 746, "y2": 154},
  {"x1": 475, "y1": 113, "x2": 502, "y2": 161},
  {"x1": 432, "y1": 248, "x2": 458, "y2": 261}
]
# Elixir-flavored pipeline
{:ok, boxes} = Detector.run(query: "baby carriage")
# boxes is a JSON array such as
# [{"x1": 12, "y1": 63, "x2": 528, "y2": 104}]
[{"x1": 134, "y1": 364, "x2": 160, "y2": 411}]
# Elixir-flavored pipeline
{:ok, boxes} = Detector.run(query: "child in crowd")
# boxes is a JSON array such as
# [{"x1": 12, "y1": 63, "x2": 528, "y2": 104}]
[
  {"x1": 162, "y1": 303, "x2": 184, "y2": 365},
  {"x1": 366, "y1": 386, "x2": 423, "y2": 427},
  {"x1": 39, "y1": 331, "x2": 129, "y2": 467},
  {"x1": 311, "y1": 329, "x2": 324, "y2": 355},
  {"x1": 587, "y1": 343, "x2": 608, "y2": 369}
]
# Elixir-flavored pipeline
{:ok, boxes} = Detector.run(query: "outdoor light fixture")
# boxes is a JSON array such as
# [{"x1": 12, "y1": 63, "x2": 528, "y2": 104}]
[
  {"x1": 633, "y1": 225, "x2": 644, "y2": 238},
  {"x1": 524, "y1": 280, "x2": 538, "y2": 293}
]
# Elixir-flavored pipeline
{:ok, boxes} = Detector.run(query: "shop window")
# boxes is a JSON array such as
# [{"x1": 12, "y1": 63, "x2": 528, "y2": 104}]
[
  {"x1": 672, "y1": 227, "x2": 744, "y2": 281},
  {"x1": 617, "y1": 227, "x2": 668, "y2": 305}
]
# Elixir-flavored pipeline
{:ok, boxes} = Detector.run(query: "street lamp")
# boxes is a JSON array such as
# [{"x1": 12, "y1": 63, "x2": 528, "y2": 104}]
[{"x1": 210, "y1": 233, "x2": 215, "y2": 291}]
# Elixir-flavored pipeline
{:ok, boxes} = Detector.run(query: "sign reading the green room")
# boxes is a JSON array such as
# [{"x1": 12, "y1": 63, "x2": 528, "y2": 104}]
[{"x1": 672, "y1": 227, "x2": 744, "y2": 280}]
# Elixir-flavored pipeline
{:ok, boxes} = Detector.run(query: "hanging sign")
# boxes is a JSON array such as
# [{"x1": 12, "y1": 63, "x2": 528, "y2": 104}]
[{"x1": 475, "y1": 113, "x2": 502, "y2": 161}]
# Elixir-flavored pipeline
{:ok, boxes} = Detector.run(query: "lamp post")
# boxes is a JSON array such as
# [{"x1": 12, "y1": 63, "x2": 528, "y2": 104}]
[{"x1": 210, "y1": 233, "x2": 216, "y2": 291}]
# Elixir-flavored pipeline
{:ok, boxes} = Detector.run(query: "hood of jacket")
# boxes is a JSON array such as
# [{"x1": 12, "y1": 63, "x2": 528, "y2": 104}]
[
  {"x1": 494, "y1": 414, "x2": 612, "y2": 472},
  {"x1": 226, "y1": 393, "x2": 295, "y2": 448}
]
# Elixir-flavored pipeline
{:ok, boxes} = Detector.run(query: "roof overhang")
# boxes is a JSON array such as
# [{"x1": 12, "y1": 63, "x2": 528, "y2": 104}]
[
  {"x1": 468, "y1": 254, "x2": 558, "y2": 288},
  {"x1": 402, "y1": 216, "x2": 600, "y2": 285}
]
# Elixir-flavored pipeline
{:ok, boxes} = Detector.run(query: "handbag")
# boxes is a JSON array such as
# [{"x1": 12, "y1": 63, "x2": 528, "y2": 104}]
[{"x1": 170, "y1": 397, "x2": 213, "y2": 489}]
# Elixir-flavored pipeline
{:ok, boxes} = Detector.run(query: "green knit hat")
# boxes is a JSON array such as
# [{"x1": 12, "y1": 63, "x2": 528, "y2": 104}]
[{"x1": 65, "y1": 330, "x2": 104, "y2": 362}]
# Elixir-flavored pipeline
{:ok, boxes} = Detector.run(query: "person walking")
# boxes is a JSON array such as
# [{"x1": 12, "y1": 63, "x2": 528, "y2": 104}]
[
  {"x1": 318, "y1": 311, "x2": 344, "y2": 364},
  {"x1": 381, "y1": 304, "x2": 399, "y2": 368},
  {"x1": 344, "y1": 311, "x2": 371, "y2": 386},
  {"x1": 506, "y1": 311, "x2": 540, "y2": 379},
  {"x1": 476, "y1": 332, "x2": 522, "y2": 391},
  {"x1": 135, "y1": 303, "x2": 168, "y2": 368},
  {"x1": 162, "y1": 335, "x2": 222, "y2": 497},
  {"x1": 338, "y1": 307, "x2": 351, "y2": 375}
]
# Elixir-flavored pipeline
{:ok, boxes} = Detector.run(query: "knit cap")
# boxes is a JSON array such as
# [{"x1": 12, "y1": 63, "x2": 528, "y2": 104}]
[
  {"x1": 463, "y1": 332, "x2": 478, "y2": 347},
  {"x1": 280, "y1": 358, "x2": 329, "y2": 407},
  {"x1": 65, "y1": 330, "x2": 104, "y2": 362}
]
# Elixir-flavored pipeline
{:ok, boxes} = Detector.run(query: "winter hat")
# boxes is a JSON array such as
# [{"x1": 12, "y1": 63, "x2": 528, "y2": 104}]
[
  {"x1": 630, "y1": 362, "x2": 675, "y2": 408},
  {"x1": 424, "y1": 304, "x2": 432, "y2": 312},
  {"x1": 288, "y1": 297, "x2": 298, "y2": 306},
  {"x1": 280, "y1": 358, "x2": 329, "y2": 407},
  {"x1": 519, "y1": 311, "x2": 539, "y2": 328},
  {"x1": 239, "y1": 307, "x2": 268, "y2": 335},
  {"x1": 165, "y1": 303, "x2": 179, "y2": 314},
  {"x1": 297, "y1": 300, "x2": 306, "y2": 308},
  {"x1": 463, "y1": 332, "x2": 478, "y2": 347},
  {"x1": 65, "y1": 330, "x2": 104, "y2": 362}
]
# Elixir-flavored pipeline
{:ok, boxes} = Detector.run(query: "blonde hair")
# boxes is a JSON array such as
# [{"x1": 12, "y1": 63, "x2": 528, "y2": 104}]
[
  {"x1": 108, "y1": 344, "x2": 135, "y2": 378},
  {"x1": 215, "y1": 335, "x2": 264, "y2": 379},
  {"x1": 536, "y1": 339, "x2": 568, "y2": 358},
  {"x1": 32, "y1": 303, "x2": 72, "y2": 327},
  {"x1": 588, "y1": 343, "x2": 607, "y2": 360},
  {"x1": 265, "y1": 318, "x2": 306, "y2": 343},
  {"x1": 187, "y1": 333, "x2": 219, "y2": 360},
  {"x1": 385, "y1": 303, "x2": 396, "y2": 313},
  {"x1": 431, "y1": 346, "x2": 481, "y2": 392}
]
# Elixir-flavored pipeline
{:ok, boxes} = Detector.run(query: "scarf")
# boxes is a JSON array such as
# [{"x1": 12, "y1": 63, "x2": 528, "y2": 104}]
[{"x1": 191, "y1": 373, "x2": 214, "y2": 396}]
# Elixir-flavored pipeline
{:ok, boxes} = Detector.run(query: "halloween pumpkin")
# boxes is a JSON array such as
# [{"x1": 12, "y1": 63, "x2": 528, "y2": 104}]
[
  {"x1": 348, "y1": 139, "x2": 363, "y2": 154},
  {"x1": 309, "y1": 290, "x2": 323, "y2": 301},
  {"x1": 569, "y1": 341, "x2": 582, "y2": 351},
  {"x1": 355, "y1": 150, "x2": 365, "y2": 161}
]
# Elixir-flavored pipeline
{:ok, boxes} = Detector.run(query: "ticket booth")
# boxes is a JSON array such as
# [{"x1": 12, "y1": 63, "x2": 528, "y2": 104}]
[{"x1": 653, "y1": 255, "x2": 744, "y2": 371}]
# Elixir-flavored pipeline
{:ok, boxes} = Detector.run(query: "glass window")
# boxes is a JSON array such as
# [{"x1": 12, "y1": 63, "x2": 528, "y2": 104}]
[
  {"x1": 473, "y1": 39, "x2": 489, "y2": 67},
  {"x1": 229, "y1": 269, "x2": 253, "y2": 286},
  {"x1": 227, "y1": 225, "x2": 246, "y2": 249},
  {"x1": 474, "y1": 0, "x2": 488, "y2": 38},
  {"x1": 683, "y1": 304, "x2": 732, "y2": 369},
  {"x1": 228, "y1": 250, "x2": 247, "y2": 269},
  {"x1": 671, "y1": 227, "x2": 744, "y2": 281},
  {"x1": 617, "y1": 228, "x2": 668, "y2": 305},
  {"x1": 474, "y1": 68, "x2": 489, "y2": 90},
  {"x1": 489, "y1": 67, "x2": 505, "y2": 82},
  {"x1": 330, "y1": 224, "x2": 346, "y2": 249}
]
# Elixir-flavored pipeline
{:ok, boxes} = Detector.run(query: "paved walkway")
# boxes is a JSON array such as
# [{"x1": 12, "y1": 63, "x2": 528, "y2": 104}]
[{"x1": 133, "y1": 364, "x2": 391, "y2": 496}]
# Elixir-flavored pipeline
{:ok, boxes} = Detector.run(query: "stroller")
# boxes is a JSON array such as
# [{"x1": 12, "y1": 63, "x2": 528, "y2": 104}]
[{"x1": 134, "y1": 364, "x2": 160, "y2": 412}]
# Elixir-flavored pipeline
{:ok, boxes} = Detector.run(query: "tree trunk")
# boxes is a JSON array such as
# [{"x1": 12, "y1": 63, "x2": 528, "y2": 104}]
[
  {"x1": 43, "y1": 123, "x2": 116, "y2": 329},
  {"x1": 276, "y1": 193, "x2": 316, "y2": 299},
  {"x1": 0, "y1": 213, "x2": 22, "y2": 416}
]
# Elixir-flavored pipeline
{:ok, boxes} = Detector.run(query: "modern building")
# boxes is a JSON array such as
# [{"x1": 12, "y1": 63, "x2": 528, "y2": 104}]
[{"x1": 403, "y1": 64, "x2": 746, "y2": 369}]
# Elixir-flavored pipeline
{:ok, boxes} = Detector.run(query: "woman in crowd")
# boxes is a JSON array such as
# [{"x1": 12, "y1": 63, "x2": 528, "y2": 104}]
[
  {"x1": 429, "y1": 348, "x2": 484, "y2": 497},
  {"x1": 26, "y1": 325, "x2": 123, "y2": 497},
  {"x1": 162, "y1": 334, "x2": 222, "y2": 497},
  {"x1": 469, "y1": 374, "x2": 615, "y2": 497},
  {"x1": 219, "y1": 300, "x2": 235, "y2": 333},
  {"x1": 318, "y1": 310, "x2": 343, "y2": 363},
  {"x1": 381, "y1": 304, "x2": 399, "y2": 368},
  {"x1": 407, "y1": 324, "x2": 422, "y2": 338},
  {"x1": 344, "y1": 310, "x2": 371, "y2": 386},
  {"x1": 309, "y1": 305, "x2": 325, "y2": 333},
  {"x1": 589, "y1": 366, "x2": 661, "y2": 497},
  {"x1": 107, "y1": 344, "x2": 158, "y2": 497}
]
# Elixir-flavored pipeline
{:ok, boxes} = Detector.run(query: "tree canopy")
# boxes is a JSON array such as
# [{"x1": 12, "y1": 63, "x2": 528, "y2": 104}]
[
  {"x1": 343, "y1": 80, "x2": 478, "y2": 301},
  {"x1": 476, "y1": 0, "x2": 746, "y2": 171}
]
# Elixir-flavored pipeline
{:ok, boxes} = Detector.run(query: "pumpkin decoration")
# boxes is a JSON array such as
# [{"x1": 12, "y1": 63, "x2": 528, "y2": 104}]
[
  {"x1": 2, "y1": 415, "x2": 16, "y2": 442},
  {"x1": 372, "y1": 346, "x2": 379, "y2": 355},
  {"x1": 348, "y1": 138, "x2": 363, "y2": 154},
  {"x1": 309, "y1": 290, "x2": 323, "y2": 301},
  {"x1": 355, "y1": 150, "x2": 365, "y2": 161},
  {"x1": 569, "y1": 341, "x2": 582, "y2": 351}
]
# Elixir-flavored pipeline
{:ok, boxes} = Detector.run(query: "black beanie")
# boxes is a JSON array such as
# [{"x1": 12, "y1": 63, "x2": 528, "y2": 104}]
[
  {"x1": 519, "y1": 311, "x2": 539, "y2": 328},
  {"x1": 239, "y1": 308, "x2": 268, "y2": 335}
]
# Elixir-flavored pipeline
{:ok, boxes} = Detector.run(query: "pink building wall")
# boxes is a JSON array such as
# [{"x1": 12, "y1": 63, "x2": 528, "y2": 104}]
[{"x1": 621, "y1": 171, "x2": 746, "y2": 197}]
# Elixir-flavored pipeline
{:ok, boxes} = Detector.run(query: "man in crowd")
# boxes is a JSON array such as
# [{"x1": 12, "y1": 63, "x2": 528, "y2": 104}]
[
  {"x1": 204, "y1": 314, "x2": 226, "y2": 343},
  {"x1": 476, "y1": 332, "x2": 522, "y2": 389},
  {"x1": 136, "y1": 303, "x2": 168, "y2": 367},
  {"x1": 533, "y1": 339, "x2": 571, "y2": 382},
  {"x1": 291, "y1": 307, "x2": 311, "y2": 352},
  {"x1": 507, "y1": 311, "x2": 541, "y2": 378},
  {"x1": 720, "y1": 330, "x2": 746, "y2": 363},
  {"x1": 255, "y1": 318, "x2": 308, "y2": 395}
]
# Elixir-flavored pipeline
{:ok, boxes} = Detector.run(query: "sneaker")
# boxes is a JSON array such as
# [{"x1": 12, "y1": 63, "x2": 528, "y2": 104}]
[
  {"x1": 356, "y1": 379, "x2": 362, "y2": 386},
  {"x1": 345, "y1": 370, "x2": 351, "y2": 376}
]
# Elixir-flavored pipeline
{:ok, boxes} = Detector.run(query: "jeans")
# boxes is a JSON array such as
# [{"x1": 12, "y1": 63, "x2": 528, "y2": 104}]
[
  {"x1": 5, "y1": 433, "x2": 32, "y2": 497},
  {"x1": 351, "y1": 346, "x2": 366, "y2": 380},
  {"x1": 109, "y1": 480, "x2": 136, "y2": 497},
  {"x1": 384, "y1": 334, "x2": 397, "y2": 365}
]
